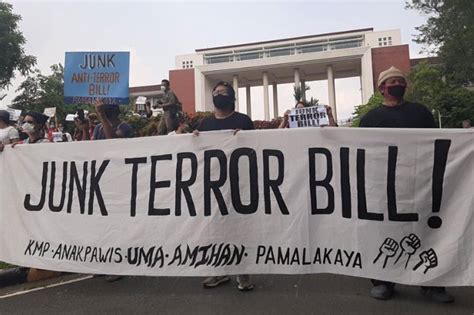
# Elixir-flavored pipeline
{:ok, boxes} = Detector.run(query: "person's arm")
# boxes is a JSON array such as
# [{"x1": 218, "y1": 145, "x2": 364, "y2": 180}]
[
  {"x1": 95, "y1": 101, "x2": 116, "y2": 139},
  {"x1": 325, "y1": 106, "x2": 338, "y2": 127},
  {"x1": 278, "y1": 110, "x2": 290, "y2": 129},
  {"x1": 75, "y1": 118, "x2": 91, "y2": 140}
]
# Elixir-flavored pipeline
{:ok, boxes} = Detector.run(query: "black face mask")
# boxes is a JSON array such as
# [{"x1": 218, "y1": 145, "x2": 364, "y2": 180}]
[
  {"x1": 387, "y1": 85, "x2": 406, "y2": 99},
  {"x1": 213, "y1": 94, "x2": 234, "y2": 110}
]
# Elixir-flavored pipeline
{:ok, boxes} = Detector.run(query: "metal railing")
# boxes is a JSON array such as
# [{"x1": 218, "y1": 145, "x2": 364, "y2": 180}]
[{"x1": 204, "y1": 36, "x2": 364, "y2": 65}]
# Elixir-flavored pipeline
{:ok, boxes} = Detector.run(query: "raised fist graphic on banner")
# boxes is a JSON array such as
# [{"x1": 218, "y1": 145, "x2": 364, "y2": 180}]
[
  {"x1": 394, "y1": 233, "x2": 421, "y2": 268},
  {"x1": 413, "y1": 249, "x2": 438, "y2": 274},
  {"x1": 373, "y1": 238, "x2": 399, "y2": 268}
]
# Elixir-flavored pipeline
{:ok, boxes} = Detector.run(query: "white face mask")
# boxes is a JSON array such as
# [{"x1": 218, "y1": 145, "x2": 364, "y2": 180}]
[
  {"x1": 22, "y1": 122, "x2": 35, "y2": 133},
  {"x1": 160, "y1": 86, "x2": 166, "y2": 91}
]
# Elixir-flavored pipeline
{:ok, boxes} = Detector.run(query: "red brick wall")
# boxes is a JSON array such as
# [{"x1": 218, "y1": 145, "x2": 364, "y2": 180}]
[
  {"x1": 371, "y1": 45, "x2": 411, "y2": 90},
  {"x1": 169, "y1": 69, "x2": 195, "y2": 114}
]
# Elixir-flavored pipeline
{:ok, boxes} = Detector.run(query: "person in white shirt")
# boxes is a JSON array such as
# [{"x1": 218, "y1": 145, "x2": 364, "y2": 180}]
[{"x1": 0, "y1": 110, "x2": 19, "y2": 152}]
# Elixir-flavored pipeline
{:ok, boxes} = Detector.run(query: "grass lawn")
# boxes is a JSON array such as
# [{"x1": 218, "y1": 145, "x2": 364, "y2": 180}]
[{"x1": 0, "y1": 262, "x2": 14, "y2": 269}]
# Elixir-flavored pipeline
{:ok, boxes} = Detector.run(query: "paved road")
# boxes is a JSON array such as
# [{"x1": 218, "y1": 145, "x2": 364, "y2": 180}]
[{"x1": 0, "y1": 274, "x2": 473, "y2": 314}]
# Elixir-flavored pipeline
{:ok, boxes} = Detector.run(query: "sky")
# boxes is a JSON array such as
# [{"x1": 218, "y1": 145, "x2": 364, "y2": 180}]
[{"x1": 0, "y1": 0, "x2": 429, "y2": 121}]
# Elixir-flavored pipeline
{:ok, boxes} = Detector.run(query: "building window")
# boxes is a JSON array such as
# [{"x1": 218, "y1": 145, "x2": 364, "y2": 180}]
[
  {"x1": 378, "y1": 38, "x2": 382, "y2": 42},
  {"x1": 388, "y1": 36, "x2": 392, "y2": 40}
]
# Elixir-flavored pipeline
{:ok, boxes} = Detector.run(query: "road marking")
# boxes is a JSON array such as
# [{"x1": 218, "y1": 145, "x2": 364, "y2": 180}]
[{"x1": 0, "y1": 275, "x2": 93, "y2": 299}]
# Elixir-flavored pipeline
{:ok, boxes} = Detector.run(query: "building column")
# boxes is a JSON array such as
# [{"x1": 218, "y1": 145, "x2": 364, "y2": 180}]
[
  {"x1": 272, "y1": 83, "x2": 279, "y2": 118},
  {"x1": 327, "y1": 65, "x2": 337, "y2": 121},
  {"x1": 263, "y1": 72, "x2": 270, "y2": 121},
  {"x1": 301, "y1": 79, "x2": 306, "y2": 101},
  {"x1": 233, "y1": 74, "x2": 239, "y2": 111},
  {"x1": 246, "y1": 85, "x2": 252, "y2": 118},
  {"x1": 294, "y1": 68, "x2": 300, "y2": 89}
]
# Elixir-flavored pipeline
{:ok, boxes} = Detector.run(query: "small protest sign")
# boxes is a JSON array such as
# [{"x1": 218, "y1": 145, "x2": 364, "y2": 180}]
[
  {"x1": 6, "y1": 108, "x2": 21, "y2": 121},
  {"x1": 64, "y1": 52, "x2": 130, "y2": 105},
  {"x1": 52, "y1": 132, "x2": 63, "y2": 142},
  {"x1": 65, "y1": 114, "x2": 76, "y2": 122},
  {"x1": 136, "y1": 96, "x2": 147, "y2": 105},
  {"x1": 288, "y1": 105, "x2": 329, "y2": 128},
  {"x1": 43, "y1": 107, "x2": 57, "y2": 118}
]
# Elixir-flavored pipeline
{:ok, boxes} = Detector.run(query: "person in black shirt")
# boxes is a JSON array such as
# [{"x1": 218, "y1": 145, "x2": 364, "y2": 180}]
[
  {"x1": 361, "y1": 66, "x2": 453, "y2": 303},
  {"x1": 196, "y1": 82, "x2": 254, "y2": 132},
  {"x1": 194, "y1": 81, "x2": 254, "y2": 291}
]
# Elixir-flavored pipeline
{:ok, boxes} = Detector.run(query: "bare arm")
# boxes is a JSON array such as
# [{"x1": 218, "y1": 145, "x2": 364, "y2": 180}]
[{"x1": 96, "y1": 105, "x2": 116, "y2": 139}]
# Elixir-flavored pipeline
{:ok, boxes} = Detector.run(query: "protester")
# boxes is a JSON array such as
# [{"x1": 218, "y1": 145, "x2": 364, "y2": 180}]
[
  {"x1": 194, "y1": 81, "x2": 254, "y2": 291},
  {"x1": 75, "y1": 101, "x2": 133, "y2": 141},
  {"x1": 156, "y1": 79, "x2": 183, "y2": 135},
  {"x1": 167, "y1": 110, "x2": 188, "y2": 135},
  {"x1": 57, "y1": 123, "x2": 73, "y2": 142},
  {"x1": 15, "y1": 112, "x2": 50, "y2": 145},
  {"x1": 0, "y1": 110, "x2": 20, "y2": 152},
  {"x1": 8, "y1": 111, "x2": 61, "y2": 281},
  {"x1": 74, "y1": 100, "x2": 133, "y2": 282},
  {"x1": 278, "y1": 101, "x2": 305, "y2": 129},
  {"x1": 360, "y1": 66, "x2": 454, "y2": 303}
]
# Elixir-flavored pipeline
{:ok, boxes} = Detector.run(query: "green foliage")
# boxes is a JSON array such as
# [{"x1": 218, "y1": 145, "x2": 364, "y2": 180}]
[
  {"x1": 0, "y1": 261, "x2": 14, "y2": 269},
  {"x1": 351, "y1": 92, "x2": 384, "y2": 127},
  {"x1": 0, "y1": 2, "x2": 36, "y2": 89},
  {"x1": 353, "y1": 62, "x2": 474, "y2": 128},
  {"x1": 293, "y1": 82, "x2": 310, "y2": 103},
  {"x1": 407, "y1": 62, "x2": 474, "y2": 127},
  {"x1": 406, "y1": 0, "x2": 474, "y2": 85},
  {"x1": 10, "y1": 63, "x2": 95, "y2": 123}
]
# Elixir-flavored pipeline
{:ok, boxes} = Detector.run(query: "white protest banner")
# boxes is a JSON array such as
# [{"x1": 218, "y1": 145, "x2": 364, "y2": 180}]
[
  {"x1": 0, "y1": 128, "x2": 473, "y2": 286},
  {"x1": 43, "y1": 107, "x2": 57, "y2": 118},
  {"x1": 289, "y1": 105, "x2": 329, "y2": 128}
]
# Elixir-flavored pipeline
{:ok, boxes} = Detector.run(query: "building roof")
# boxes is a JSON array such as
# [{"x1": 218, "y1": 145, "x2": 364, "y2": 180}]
[
  {"x1": 195, "y1": 28, "x2": 374, "y2": 52},
  {"x1": 129, "y1": 84, "x2": 162, "y2": 93},
  {"x1": 410, "y1": 56, "x2": 442, "y2": 67}
]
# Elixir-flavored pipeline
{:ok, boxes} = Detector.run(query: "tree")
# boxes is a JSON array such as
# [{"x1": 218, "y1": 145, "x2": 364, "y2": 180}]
[
  {"x1": 11, "y1": 64, "x2": 94, "y2": 123},
  {"x1": 0, "y1": 2, "x2": 36, "y2": 89},
  {"x1": 406, "y1": 0, "x2": 474, "y2": 85},
  {"x1": 406, "y1": 62, "x2": 474, "y2": 127},
  {"x1": 351, "y1": 92, "x2": 383, "y2": 127},
  {"x1": 293, "y1": 82, "x2": 310, "y2": 103}
]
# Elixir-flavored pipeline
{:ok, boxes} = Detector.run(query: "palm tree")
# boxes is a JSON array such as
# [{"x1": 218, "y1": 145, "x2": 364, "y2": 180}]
[{"x1": 293, "y1": 82, "x2": 310, "y2": 103}]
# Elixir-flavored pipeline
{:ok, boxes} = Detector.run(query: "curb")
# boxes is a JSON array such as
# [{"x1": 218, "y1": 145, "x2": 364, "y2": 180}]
[{"x1": 0, "y1": 268, "x2": 62, "y2": 288}]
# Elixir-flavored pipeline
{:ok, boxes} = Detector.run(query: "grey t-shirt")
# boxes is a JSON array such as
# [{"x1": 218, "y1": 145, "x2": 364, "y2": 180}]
[{"x1": 93, "y1": 122, "x2": 133, "y2": 140}]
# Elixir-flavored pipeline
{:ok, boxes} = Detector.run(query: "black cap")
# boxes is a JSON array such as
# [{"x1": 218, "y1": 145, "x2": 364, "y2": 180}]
[
  {"x1": 0, "y1": 110, "x2": 10, "y2": 124},
  {"x1": 25, "y1": 111, "x2": 49, "y2": 125}
]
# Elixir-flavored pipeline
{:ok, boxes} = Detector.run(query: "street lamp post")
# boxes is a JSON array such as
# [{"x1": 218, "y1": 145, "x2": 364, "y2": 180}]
[{"x1": 432, "y1": 109, "x2": 442, "y2": 128}]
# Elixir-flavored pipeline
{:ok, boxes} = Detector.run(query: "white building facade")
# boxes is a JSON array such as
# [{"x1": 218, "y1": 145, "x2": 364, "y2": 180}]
[{"x1": 172, "y1": 28, "x2": 409, "y2": 120}]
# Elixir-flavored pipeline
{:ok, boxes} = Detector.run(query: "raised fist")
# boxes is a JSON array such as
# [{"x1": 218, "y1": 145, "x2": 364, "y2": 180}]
[
  {"x1": 413, "y1": 249, "x2": 438, "y2": 274},
  {"x1": 373, "y1": 238, "x2": 399, "y2": 268},
  {"x1": 394, "y1": 234, "x2": 421, "y2": 268}
]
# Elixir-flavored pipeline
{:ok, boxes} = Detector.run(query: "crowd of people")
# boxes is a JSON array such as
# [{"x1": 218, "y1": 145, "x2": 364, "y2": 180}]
[{"x1": 1, "y1": 66, "x2": 472, "y2": 302}]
